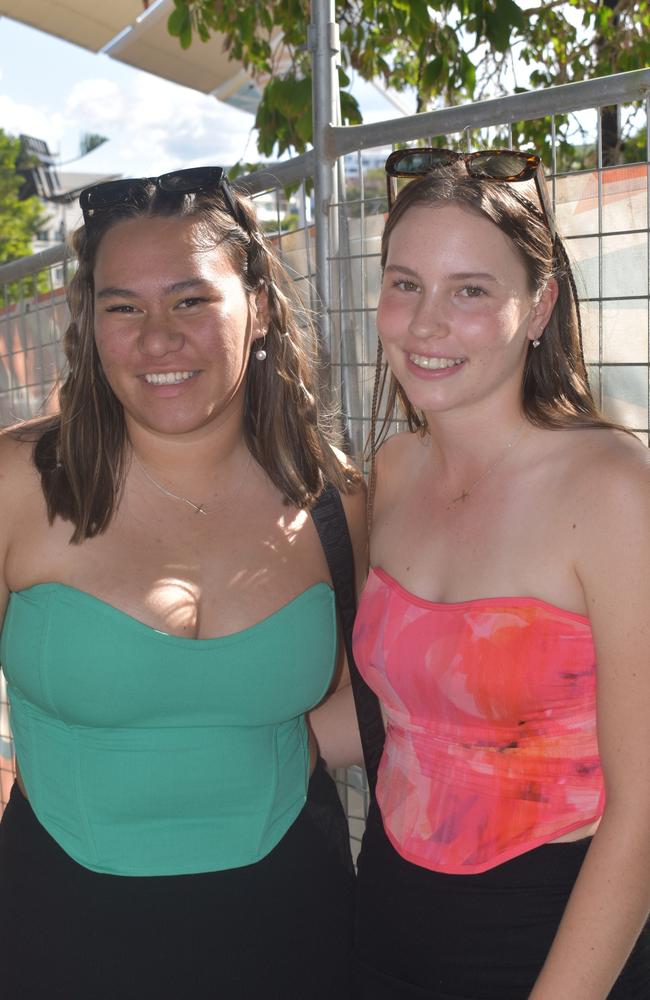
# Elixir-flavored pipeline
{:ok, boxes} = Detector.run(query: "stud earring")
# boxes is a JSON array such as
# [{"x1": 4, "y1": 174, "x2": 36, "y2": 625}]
[
  {"x1": 254, "y1": 334, "x2": 267, "y2": 362},
  {"x1": 532, "y1": 338, "x2": 541, "y2": 348}
]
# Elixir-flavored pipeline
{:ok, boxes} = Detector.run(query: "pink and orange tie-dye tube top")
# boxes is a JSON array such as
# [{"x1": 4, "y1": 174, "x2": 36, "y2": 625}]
[{"x1": 353, "y1": 567, "x2": 604, "y2": 874}]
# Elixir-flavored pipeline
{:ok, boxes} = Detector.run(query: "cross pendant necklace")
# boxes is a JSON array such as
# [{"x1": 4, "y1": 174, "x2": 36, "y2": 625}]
[
  {"x1": 133, "y1": 453, "x2": 250, "y2": 516},
  {"x1": 185, "y1": 499, "x2": 208, "y2": 516},
  {"x1": 447, "y1": 421, "x2": 527, "y2": 508}
]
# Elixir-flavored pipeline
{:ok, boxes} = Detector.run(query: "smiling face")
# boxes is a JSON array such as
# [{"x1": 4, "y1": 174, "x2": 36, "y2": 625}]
[
  {"x1": 92, "y1": 214, "x2": 265, "y2": 440},
  {"x1": 377, "y1": 201, "x2": 554, "y2": 422}
]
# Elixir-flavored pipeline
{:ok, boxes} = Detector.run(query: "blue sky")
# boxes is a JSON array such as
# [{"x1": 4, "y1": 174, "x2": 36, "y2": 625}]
[{"x1": 0, "y1": 15, "x2": 412, "y2": 179}]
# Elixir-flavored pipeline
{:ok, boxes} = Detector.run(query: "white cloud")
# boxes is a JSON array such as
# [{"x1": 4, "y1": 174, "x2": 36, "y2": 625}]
[
  {"x1": 0, "y1": 76, "x2": 257, "y2": 178},
  {"x1": 63, "y1": 72, "x2": 257, "y2": 175},
  {"x1": 0, "y1": 57, "x2": 412, "y2": 182},
  {"x1": 66, "y1": 78, "x2": 126, "y2": 129},
  {"x1": 0, "y1": 95, "x2": 66, "y2": 149}
]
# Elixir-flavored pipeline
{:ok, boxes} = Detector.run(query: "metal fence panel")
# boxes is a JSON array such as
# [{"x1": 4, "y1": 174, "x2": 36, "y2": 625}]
[{"x1": 1, "y1": 72, "x2": 649, "y2": 843}]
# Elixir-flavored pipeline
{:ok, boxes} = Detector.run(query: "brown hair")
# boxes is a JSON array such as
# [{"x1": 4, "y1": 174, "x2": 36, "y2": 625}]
[
  {"x1": 370, "y1": 166, "x2": 623, "y2": 466},
  {"x1": 28, "y1": 182, "x2": 359, "y2": 541}
]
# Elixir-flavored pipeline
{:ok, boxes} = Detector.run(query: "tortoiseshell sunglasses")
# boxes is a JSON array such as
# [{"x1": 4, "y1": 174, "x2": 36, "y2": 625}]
[{"x1": 385, "y1": 147, "x2": 556, "y2": 239}]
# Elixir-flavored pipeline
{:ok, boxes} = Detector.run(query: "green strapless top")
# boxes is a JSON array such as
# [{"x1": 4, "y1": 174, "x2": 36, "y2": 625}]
[{"x1": 0, "y1": 582, "x2": 337, "y2": 876}]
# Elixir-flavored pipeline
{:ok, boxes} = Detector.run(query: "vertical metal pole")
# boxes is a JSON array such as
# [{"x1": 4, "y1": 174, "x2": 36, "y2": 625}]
[
  {"x1": 596, "y1": 105, "x2": 605, "y2": 411},
  {"x1": 646, "y1": 92, "x2": 650, "y2": 442},
  {"x1": 309, "y1": 0, "x2": 340, "y2": 360}
]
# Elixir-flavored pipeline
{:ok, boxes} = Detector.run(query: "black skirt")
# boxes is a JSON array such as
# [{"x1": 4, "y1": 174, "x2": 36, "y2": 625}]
[
  {"x1": 0, "y1": 771, "x2": 355, "y2": 1000},
  {"x1": 354, "y1": 801, "x2": 650, "y2": 999}
]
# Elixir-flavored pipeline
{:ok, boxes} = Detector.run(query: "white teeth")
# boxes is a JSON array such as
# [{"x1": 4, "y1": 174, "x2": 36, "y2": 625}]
[
  {"x1": 143, "y1": 371, "x2": 197, "y2": 385},
  {"x1": 409, "y1": 354, "x2": 464, "y2": 370}
]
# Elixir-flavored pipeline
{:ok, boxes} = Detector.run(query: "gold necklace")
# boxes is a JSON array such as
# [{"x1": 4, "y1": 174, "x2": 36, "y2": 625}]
[
  {"x1": 133, "y1": 453, "x2": 250, "y2": 516},
  {"x1": 447, "y1": 421, "x2": 527, "y2": 508}
]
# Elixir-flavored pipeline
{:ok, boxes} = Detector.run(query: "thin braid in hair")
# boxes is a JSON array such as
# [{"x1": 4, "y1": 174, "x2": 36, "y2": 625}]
[
  {"x1": 366, "y1": 339, "x2": 385, "y2": 532},
  {"x1": 554, "y1": 235, "x2": 584, "y2": 343}
]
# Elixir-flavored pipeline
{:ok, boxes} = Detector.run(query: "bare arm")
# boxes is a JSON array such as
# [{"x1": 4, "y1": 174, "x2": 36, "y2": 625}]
[
  {"x1": 530, "y1": 448, "x2": 650, "y2": 998},
  {"x1": 0, "y1": 430, "x2": 20, "y2": 632},
  {"x1": 308, "y1": 479, "x2": 367, "y2": 769}
]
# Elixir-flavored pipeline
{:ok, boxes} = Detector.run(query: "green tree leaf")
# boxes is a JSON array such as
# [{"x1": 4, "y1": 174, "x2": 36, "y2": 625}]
[
  {"x1": 166, "y1": 1, "x2": 650, "y2": 161},
  {"x1": 167, "y1": 5, "x2": 189, "y2": 38},
  {"x1": 0, "y1": 129, "x2": 49, "y2": 304},
  {"x1": 422, "y1": 56, "x2": 444, "y2": 92}
]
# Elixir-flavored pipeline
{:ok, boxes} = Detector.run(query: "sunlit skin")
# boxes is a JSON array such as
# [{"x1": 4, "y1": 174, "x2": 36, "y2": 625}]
[
  {"x1": 377, "y1": 202, "x2": 553, "y2": 425},
  {"x1": 93, "y1": 214, "x2": 266, "y2": 443}
]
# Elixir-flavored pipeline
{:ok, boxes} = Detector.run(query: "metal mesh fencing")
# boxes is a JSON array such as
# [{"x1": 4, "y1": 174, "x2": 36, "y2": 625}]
[
  {"x1": 328, "y1": 109, "x2": 650, "y2": 469},
  {"x1": 1, "y1": 72, "x2": 649, "y2": 843}
]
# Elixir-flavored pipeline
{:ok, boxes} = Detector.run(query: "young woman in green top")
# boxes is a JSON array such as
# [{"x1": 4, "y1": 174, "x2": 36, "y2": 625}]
[{"x1": 0, "y1": 168, "x2": 365, "y2": 998}]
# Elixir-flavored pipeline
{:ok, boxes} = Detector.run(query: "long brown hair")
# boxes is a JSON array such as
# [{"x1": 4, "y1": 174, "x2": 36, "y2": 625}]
[
  {"x1": 370, "y1": 166, "x2": 623, "y2": 459},
  {"x1": 27, "y1": 181, "x2": 359, "y2": 542}
]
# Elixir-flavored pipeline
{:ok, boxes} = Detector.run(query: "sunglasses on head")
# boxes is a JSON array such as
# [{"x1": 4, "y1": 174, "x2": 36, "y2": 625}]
[
  {"x1": 79, "y1": 166, "x2": 241, "y2": 227},
  {"x1": 385, "y1": 147, "x2": 556, "y2": 238}
]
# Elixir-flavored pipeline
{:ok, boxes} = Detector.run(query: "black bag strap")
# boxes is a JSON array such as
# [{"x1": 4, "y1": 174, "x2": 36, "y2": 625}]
[{"x1": 311, "y1": 483, "x2": 385, "y2": 795}]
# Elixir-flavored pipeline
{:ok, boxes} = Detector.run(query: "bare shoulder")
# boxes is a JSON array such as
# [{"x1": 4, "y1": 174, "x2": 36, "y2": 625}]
[
  {"x1": 562, "y1": 428, "x2": 649, "y2": 518},
  {"x1": 570, "y1": 425, "x2": 648, "y2": 469},
  {"x1": 555, "y1": 429, "x2": 650, "y2": 588}
]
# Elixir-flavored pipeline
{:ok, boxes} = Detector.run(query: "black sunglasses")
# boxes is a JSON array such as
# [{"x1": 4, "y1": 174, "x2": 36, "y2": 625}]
[
  {"x1": 385, "y1": 147, "x2": 556, "y2": 238},
  {"x1": 79, "y1": 166, "x2": 241, "y2": 227}
]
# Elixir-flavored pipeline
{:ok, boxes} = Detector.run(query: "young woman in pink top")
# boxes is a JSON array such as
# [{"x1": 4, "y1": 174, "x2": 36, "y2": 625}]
[{"x1": 352, "y1": 151, "x2": 650, "y2": 998}]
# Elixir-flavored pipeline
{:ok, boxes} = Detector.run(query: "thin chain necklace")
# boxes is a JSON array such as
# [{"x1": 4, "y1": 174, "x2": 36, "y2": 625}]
[
  {"x1": 133, "y1": 452, "x2": 250, "y2": 516},
  {"x1": 447, "y1": 421, "x2": 527, "y2": 508}
]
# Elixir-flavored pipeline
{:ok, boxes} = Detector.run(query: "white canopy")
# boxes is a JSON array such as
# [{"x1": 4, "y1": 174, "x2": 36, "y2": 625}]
[{"x1": 0, "y1": 0, "x2": 261, "y2": 111}]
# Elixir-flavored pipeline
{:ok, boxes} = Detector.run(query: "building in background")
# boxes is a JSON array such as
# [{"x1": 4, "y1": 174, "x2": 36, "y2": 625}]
[{"x1": 18, "y1": 134, "x2": 118, "y2": 259}]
